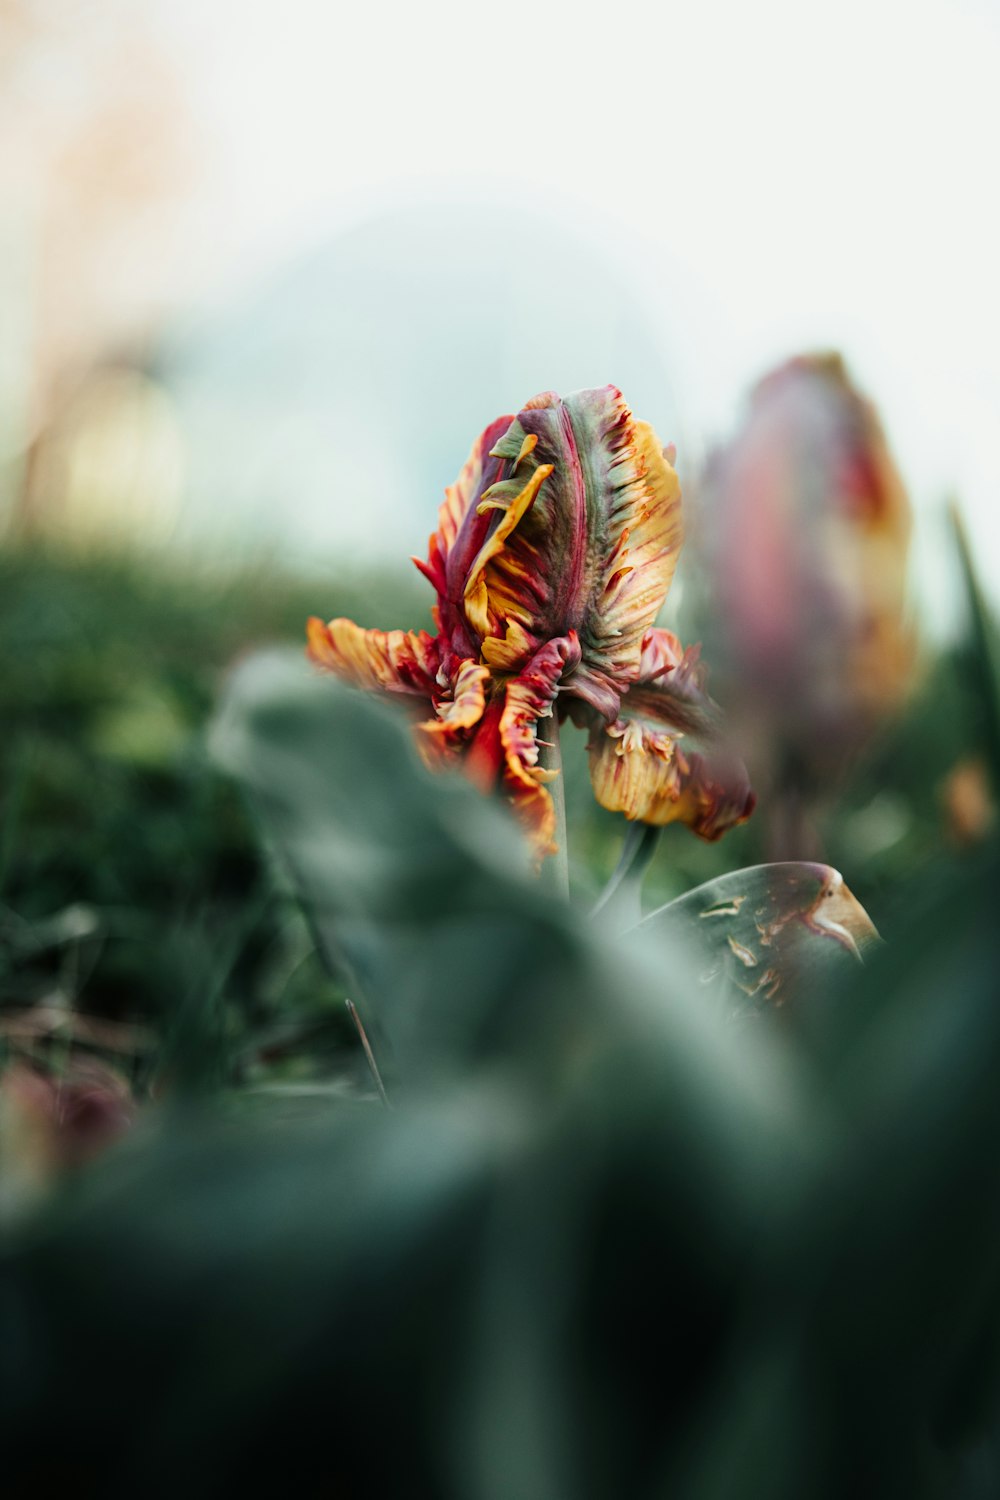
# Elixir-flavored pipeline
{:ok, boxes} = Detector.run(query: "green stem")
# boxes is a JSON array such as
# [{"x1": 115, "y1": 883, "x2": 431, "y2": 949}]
[
  {"x1": 538, "y1": 717, "x2": 569, "y2": 899},
  {"x1": 592, "y1": 822, "x2": 661, "y2": 928}
]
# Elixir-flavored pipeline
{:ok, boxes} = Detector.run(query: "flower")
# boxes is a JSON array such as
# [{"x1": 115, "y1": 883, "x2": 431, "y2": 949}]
[
  {"x1": 693, "y1": 353, "x2": 913, "y2": 856},
  {"x1": 0, "y1": 1058, "x2": 135, "y2": 1186},
  {"x1": 308, "y1": 386, "x2": 754, "y2": 857}
]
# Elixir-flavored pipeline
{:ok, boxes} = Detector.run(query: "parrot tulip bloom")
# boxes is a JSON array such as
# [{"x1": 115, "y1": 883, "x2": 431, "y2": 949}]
[
  {"x1": 698, "y1": 353, "x2": 913, "y2": 791},
  {"x1": 308, "y1": 386, "x2": 754, "y2": 857},
  {"x1": 685, "y1": 352, "x2": 915, "y2": 862}
]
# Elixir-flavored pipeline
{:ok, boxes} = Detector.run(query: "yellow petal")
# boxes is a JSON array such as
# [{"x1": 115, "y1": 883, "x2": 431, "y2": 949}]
[
  {"x1": 307, "y1": 617, "x2": 440, "y2": 696},
  {"x1": 588, "y1": 719, "x2": 755, "y2": 840},
  {"x1": 480, "y1": 619, "x2": 534, "y2": 673},
  {"x1": 462, "y1": 463, "x2": 553, "y2": 638}
]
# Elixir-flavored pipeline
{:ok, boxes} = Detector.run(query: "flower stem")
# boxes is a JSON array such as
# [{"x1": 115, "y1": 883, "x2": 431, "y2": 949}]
[
  {"x1": 592, "y1": 822, "x2": 661, "y2": 928},
  {"x1": 538, "y1": 718, "x2": 569, "y2": 899}
]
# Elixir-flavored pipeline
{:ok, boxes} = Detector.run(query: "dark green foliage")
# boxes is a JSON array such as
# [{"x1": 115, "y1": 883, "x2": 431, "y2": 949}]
[
  {"x1": 2, "y1": 538, "x2": 1000, "y2": 1497},
  {"x1": 0, "y1": 545, "x2": 429, "y2": 1089}
]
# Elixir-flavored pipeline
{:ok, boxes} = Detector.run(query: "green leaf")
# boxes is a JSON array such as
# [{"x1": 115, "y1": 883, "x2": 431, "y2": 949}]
[
  {"x1": 208, "y1": 654, "x2": 809, "y2": 1106},
  {"x1": 951, "y1": 501, "x2": 1000, "y2": 783},
  {"x1": 209, "y1": 651, "x2": 587, "y2": 1085},
  {"x1": 635, "y1": 862, "x2": 879, "y2": 1015}
]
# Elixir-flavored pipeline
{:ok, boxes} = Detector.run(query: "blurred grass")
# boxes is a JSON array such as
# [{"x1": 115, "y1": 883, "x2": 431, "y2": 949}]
[{"x1": 0, "y1": 542, "x2": 433, "y2": 1092}]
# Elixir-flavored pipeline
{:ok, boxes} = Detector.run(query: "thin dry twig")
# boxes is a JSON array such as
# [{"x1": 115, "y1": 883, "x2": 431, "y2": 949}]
[{"x1": 345, "y1": 998, "x2": 390, "y2": 1108}]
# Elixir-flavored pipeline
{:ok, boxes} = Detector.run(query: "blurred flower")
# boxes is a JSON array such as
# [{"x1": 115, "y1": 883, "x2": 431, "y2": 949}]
[
  {"x1": 941, "y1": 756, "x2": 995, "y2": 847},
  {"x1": 697, "y1": 353, "x2": 913, "y2": 850},
  {"x1": 309, "y1": 386, "x2": 754, "y2": 857},
  {"x1": 0, "y1": 1058, "x2": 135, "y2": 1205}
]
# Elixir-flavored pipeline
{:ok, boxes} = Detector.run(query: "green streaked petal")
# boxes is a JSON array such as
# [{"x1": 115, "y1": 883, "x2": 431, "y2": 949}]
[{"x1": 479, "y1": 387, "x2": 683, "y2": 717}]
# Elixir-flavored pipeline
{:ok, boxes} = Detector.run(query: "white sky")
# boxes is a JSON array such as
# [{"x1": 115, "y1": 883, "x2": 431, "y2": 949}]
[{"x1": 152, "y1": 0, "x2": 999, "y2": 629}]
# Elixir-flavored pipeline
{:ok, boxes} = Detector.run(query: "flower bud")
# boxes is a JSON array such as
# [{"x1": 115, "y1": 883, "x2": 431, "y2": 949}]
[{"x1": 698, "y1": 353, "x2": 913, "y2": 791}]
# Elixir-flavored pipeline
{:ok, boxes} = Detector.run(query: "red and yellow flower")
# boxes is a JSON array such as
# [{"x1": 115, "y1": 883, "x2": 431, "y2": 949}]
[
  {"x1": 308, "y1": 386, "x2": 754, "y2": 857},
  {"x1": 698, "y1": 353, "x2": 913, "y2": 785}
]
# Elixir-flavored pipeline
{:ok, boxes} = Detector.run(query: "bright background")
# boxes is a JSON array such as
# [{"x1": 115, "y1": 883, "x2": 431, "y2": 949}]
[{"x1": 2, "y1": 0, "x2": 997, "y2": 630}]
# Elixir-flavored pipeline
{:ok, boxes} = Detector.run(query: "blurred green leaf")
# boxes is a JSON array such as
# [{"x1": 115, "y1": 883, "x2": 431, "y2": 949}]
[
  {"x1": 7, "y1": 544, "x2": 1000, "y2": 1498},
  {"x1": 951, "y1": 503, "x2": 1000, "y2": 783},
  {"x1": 211, "y1": 650, "x2": 577, "y2": 1086},
  {"x1": 592, "y1": 822, "x2": 661, "y2": 928}
]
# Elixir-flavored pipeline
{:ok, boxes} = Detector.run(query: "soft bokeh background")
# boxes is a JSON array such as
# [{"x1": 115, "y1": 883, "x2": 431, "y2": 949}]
[
  {"x1": 2, "y1": 0, "x2": 997, "y2": 1057},
  {"x1": 6, "y1": 10, "x2": 1000, "y2": 1491},
  {"x1": 3, "y1": 0, "x2": 997, "y2": 990},
  {"x1": 2, "y1": 0, "x2": 998, "y2": 629}
]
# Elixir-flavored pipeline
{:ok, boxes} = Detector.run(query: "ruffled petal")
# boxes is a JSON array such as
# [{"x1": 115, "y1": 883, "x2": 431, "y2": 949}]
[
  {"x1": 611, "y1": 628, "x2": 717, "y2": 738},
  {"x1": 463, "y1": 461, "x2": 554, "y2": 639},
  {"x1": 498, "y1": 633, "x2": 581, "y2": 854},
  {"x1": 412, "y1": 414, "x2": 514, "y2": 665},
  {"x1": 588, "y1": 719, "x2": 755, "y2": 838},
  {"x1": 418, "y1": 658, "x2": 490, "y2": 756},
  {"x1": 463, "y1": 633, "x2": 581, "y2": 858},
  {"x1": 586, "y1": 626, "x2": 755, "y2": 839},
  {"x1": 307, "y1": 617, "x2": 440, "y2": 697}
]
